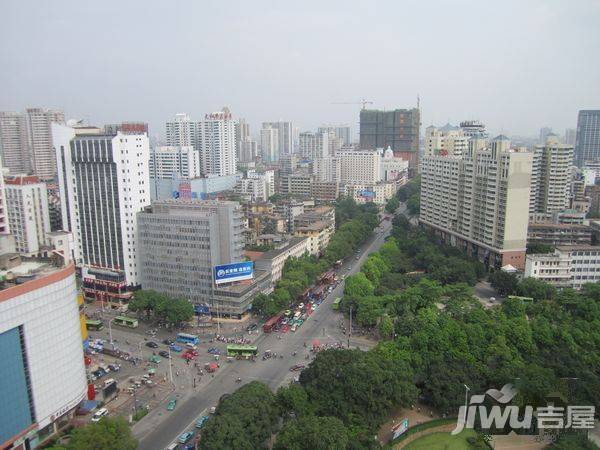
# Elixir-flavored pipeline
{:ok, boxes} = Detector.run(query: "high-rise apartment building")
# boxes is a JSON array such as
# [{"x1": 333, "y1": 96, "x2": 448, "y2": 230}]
[
  {"x1": 529, "y1": 134, "x2": 574, "y2": 215},
  {"x1": 0, "y1": 261, "x2": 87, "y2": 449},
  {"x1": 337, "y1": 148, "x2": 382, "y2": 184},
  {"x1": 0, "y1": 112, "x2": 30, "y2": 174},
  {"x1": 565, "y1": 128, "x2": 577, "y2": 146},
  {"x1": 313, "y1": 156, "x2": 341, "y2": 183},
  {"x1": 424, "y1": 124, "x2": 469, "y2": 157},
  {"x1": 150, "y1": 145, "x2": 201, "y2": 180},
  {"x1": 262, "y1": 121, "x2": 293, "y2": 155},
  {"x1": 166, "y1": 113, "x2": 196, "y2": 148},
  {"x1": 539, "y1": 126, "x2": 553, "y2": 144},
  {"x1": 0, "y1": 159, "x2": 9, "y2": 234},
  {"x1": 459, "y1": 120, "x2": 488, "y2": 138},
  {"x1": 238, "y1": 137, "x2": 257, "y2": 163},
  {"x1": 299, "y1": 131, "x2": 329, "y2": 160},
  {"x1": 574, "y1": 110, "x2": 600, "y2": 166},
  {"x1": 138, "y1": 200, "x2": 262, "y2": 316},
  {"x1": 260, "y1": 127, "x2": 279, "y2": 163},
  {"x1": 359, "y1": 108, "x2": 420, "y2": 170},
  {"x1": 420, "y1": 135, "x2": 533, "y2": 269},
  {"x1": 25, "y1": 108, "x2": 65, "y2": 180},
  {"x1": 53, "y1": 123, "x2": 150, "y2": 306},
  {"x1": 318, "y1": 125, "x2": 352, "y2": 146},
  {"x1": 198, "y1": 107, "x2": 237, "y2": 176},
  {"x1": 4, "y1": 175, "x2": 51, "y2": 256}
]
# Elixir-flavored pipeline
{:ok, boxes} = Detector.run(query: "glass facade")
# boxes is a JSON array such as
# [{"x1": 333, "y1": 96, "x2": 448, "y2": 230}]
[{"x1": 0, "y1": 326, "x2": 35, "y2": 443}]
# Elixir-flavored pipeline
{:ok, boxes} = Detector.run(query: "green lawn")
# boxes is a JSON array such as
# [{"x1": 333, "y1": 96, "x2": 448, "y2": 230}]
[{"x1": 403, "y1": 430, "x2": 477, "y2": 450}]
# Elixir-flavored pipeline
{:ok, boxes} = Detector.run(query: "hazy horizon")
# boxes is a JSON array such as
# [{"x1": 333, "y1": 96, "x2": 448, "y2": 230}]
[{"x1": 1, "y1": 0, "x2": 599, "y2": 140}]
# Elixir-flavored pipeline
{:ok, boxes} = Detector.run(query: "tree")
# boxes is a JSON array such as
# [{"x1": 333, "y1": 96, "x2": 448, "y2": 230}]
[
  {"x1": 378, "y1": 314, "x2": 394, "y2": 339},
  {"x1": 385, "y1": 196, "x2": 400, "y2": 214},
  {"x1": 489, "y1": 271, "x2": 519, "y2": 296},
  {"x1": 299, "y1": 349, "x2": 417, "y2": 430},
  {"x1": 406, "y1": 194, "x2": 420, "y2": 215},
  {"x1": 274, "y1": 416, "x2": 349, "y2": 450},
  {"x1": 200, "y1": 382, "x2": 278, "y2": 450},
  {"x1": 551, "y1": 434, "x2": 600, "y2": 450},
  {"x1": 276, "y1": 384, "x2": 312, "y2": 419},
  {"x1": 526, "y1": 242, "x2": 554, "y2": 254},
  {"x1": 517, "y1": 277, "x2": 557, "y2": 301},
  {"x1": 344, "y1": 273, "x2": 374, "y2": 301},
  {"x1": 67, "y1": 417, "x2": 137, "y2": 450}
]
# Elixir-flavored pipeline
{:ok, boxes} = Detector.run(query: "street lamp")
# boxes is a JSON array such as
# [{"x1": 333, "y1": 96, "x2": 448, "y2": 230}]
[
  {"x1": 108, "y1": 317, "x2": 115, "y2": 346},
  {"x1": 463, "y1": 384, "x2": 470, "y2": 426},
  {"x1": 168, "y1": 346, "x2": 174, "y2": 384}
]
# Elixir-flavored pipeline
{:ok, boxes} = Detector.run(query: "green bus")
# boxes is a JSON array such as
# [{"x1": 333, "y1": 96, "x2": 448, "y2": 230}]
[
  {"x1": 332, "y1": 297, "x2": 342, "y2": 310},
  {"x1": 226, "y1": 344, "x2": 258, "y2": 357},
  {"x1": 85, "y1": 319, "x2": 104, "y2": 331},
  {"x1": 507, "y1": 295, "x2": 534, "y2": 303},
  {"x1": 114, "y1": 316, "x2": 139, "y2": 328}
]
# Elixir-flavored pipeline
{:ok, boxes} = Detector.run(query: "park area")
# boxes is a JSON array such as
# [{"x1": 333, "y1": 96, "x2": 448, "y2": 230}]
[{"x1": 402, "y1": 430, "x2": 477, "y2": 450}]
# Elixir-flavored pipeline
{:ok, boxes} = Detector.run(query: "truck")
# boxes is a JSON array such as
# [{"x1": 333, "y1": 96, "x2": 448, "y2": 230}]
[{"x1": 263, "y1": 313, "x2": 283, "y2": 333}]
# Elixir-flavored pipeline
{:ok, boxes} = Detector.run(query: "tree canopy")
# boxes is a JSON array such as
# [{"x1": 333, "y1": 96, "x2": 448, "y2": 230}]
[
  {"x1": 128, "y1": 290, "x2": 194, "y2": 326},
  {"x1": 66, "y1": 417, "x2": 137, "y2": 450}
]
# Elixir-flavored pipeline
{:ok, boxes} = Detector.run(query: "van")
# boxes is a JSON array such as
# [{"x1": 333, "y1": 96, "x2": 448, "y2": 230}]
[
  {"x1": 185, "y1": 343, "x2": 197, "y2": 350},
  {"x1": 165, "y1": 444, "x2": 178, "y2": 450},
  {"x1": 91, "y1": 408, "x2": 108, "y2": 422},
  {"x1": 103, "y1": 378, "x2": 116, "y2": 388}
]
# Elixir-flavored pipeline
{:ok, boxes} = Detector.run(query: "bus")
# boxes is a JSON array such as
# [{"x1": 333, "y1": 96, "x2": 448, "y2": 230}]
[
  {"x1": 114, "y1": 316, "x2": 138, "y2": 328},
  {"x1": 263, "y1": 313, "x2": 283, "y2": 333},
  {"x1": 332, "y1": 297, "x2": 342, "y2": 310},
  {"x1": 176, "y1": 333, "x2": 200, "y2": 345},
  {"x1": 507, "y1": 295, "x2": 534, "y2": 303},
  {"x1": 226, "y1": 344, "x2": 258, "y2": 358},
  {"x1": 85, "y1": 319, "x2": 104, "y2": 331}
]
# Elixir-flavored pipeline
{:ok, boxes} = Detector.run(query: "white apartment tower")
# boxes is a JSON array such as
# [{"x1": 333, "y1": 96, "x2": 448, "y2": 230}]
[
  {"x1": 318, "y1": 125, "x2": 352, "y2": 146},
  {"x1": 0, "y1": 159, "x2": 8, "y2": 234},
  {"x1": 166, "y1": 113, "x2": 197, "y2": 148},
  {"x1": 262, "y1": 121, "x2": 293, "y2": 154},
  {"x1": 0, "y1": 111, "x2": 31, "y2": 174},
  {"x1": 53, "y1": 123, "x2": 151, "y2": 286},
  {"x1": 150, "y1": 145, "x2": 201, "y2": 180},
  {"x1": 26, "y1": 108, "x2": 65, "y2": 180},
  {"x1": 420, "y1": 135, "x2": 533, "y2": 269},
  {"x1": 529, "y1": 134, "x2": 574, "y2": 215},
  {"x1": 314, "y1": 156, "x2": 341, "y2": 183},
  {"x1": 336, "y1": 148, "x2": 382, "y2": 184},
  {"x1": 424, "y1": 124, "x2": 469, "y2": 157},
  {"x1": 299, "y1": 131, "x2": 329, "y2": 160},
  {"x1": 4, "y1": 175, "x2": 51, "y2": 256},
  {"x1": 198, "y1": 107, "x2": 237, "y2": 176},
  {"x1": 260, "y1": 127, "x2": 279, "y2": 163}
]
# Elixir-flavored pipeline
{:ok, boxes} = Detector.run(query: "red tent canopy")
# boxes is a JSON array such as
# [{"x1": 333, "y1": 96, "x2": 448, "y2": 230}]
[{"x1": 312, "y1": 339, "x2": 321, "y2": 348}]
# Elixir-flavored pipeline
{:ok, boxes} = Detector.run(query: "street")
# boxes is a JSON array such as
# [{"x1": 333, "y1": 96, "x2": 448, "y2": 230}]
[{"x1": 133, "y1": 215, "x2": 395, "y2": 450}]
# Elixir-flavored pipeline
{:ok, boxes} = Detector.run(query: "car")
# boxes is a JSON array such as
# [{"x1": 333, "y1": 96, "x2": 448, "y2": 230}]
[
  {"x1": 207, "y1": 347, "x2": 221, "y2": 355},
  {"x1": 165, "y1": 444, "x2": 178, "y2": 450},
  {"x1": 169, "y1": 343, "x2": 183, "y2": 352},
  {"x1": 290, "y1": 364, "x2": 305, "y2": 371},
  {"x1": 167, "y1": 398, "x2": 177, "y2": 411},
  {"x1": 92, "y1": 369, "x2": 105, "y2": 379},
  {"x1": 355, "y1": 256, "x2": 359, "y2": 260},
  {"x1": 149, "y1": 355, "x2": 161, "y2": 364},
  {"x1": 91, "y1": 408, "x2": 108, "y2": 422},
  {"x1": 195, "y1": 415, "x2": 209, "y2": 428},
  {"x1": 146, "y1": 341, "x2": 159, "y2": 348},
  {"x1": 182, "y1": 352, "x2": 195, "y2": 360},
  {"x1": 178, "y1": 431, "x2": 194, "y2": 444},
  {"x1": 158, "y1": 350, "x2": 170, "y2": 358},
  {"x1": 185, "y1": 343, "x2": 197, "y2": 350},
  {"x1": 107, "y1": 364, "x2": 120, "y2": 372},
  {"x1": 209, "y1": 406, "x2": 216, "y2": 414},
  {"x1": 489, "y1": 297, "x2": 496, "y2": 302},
  {"x1": 162, "y1": 339, "x2": 174, "y2": 345},
  {"x1": 246, "y1": 323, "x2": 258, "y2": 332}
]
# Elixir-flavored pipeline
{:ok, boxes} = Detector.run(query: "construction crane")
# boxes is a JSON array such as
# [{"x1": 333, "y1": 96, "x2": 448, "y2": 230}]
[{"x1": 331, "y1": 99, "x2": 374, "y2": 110}]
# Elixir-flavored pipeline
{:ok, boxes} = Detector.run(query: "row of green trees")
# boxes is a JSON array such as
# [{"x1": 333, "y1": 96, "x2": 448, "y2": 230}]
[
  {"x1": 46, "y1": 417, "x2": 137, "y2": 450},
  {"x1": 396, "y1": 176, "x2": 420, "y2": 216},
  {"x1": 199, "y1": 348, "x2": 417, "y2": 449},
  {"x1": 252, "y1": 198, "x2": 379, "y2": 317},
  {"x1": 127, "y1": 289, "x2": 195, "y2": 326}
]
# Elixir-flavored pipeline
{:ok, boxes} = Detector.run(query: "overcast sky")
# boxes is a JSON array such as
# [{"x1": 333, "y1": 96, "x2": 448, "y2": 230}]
[{"x1": 1, "y1": 0, "x2": 599, "y2": 139}]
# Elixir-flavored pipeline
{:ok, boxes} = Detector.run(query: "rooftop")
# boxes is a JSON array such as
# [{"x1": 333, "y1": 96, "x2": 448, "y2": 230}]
[
  {"x1": 0, "y1": 257, "x2": 72, "y2": 293},
  {"x1": 257, "y1": 237, "x2": 308, "y2": 260}
]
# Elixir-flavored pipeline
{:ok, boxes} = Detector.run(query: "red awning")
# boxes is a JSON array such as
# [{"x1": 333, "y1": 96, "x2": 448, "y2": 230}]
[{"x1": 312, "y1": 339, "x2": 320, "y2": 348}]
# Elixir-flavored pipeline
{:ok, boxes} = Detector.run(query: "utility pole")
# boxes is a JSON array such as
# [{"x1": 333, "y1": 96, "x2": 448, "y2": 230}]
[
  {"x1": 348, "y1": 306, "x2": 353, "y2": 348},
  {"x1": 133, "y1": 386, "x2": 138, "y2": 415},
  {"x1": 168, "y1": 346, "x2": 174, "y2": 384}
]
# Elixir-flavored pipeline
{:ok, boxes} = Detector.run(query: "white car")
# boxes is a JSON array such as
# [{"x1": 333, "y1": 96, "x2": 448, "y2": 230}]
[{"x1": 91, "y1": 408, "x2": 108, "y2": 422}]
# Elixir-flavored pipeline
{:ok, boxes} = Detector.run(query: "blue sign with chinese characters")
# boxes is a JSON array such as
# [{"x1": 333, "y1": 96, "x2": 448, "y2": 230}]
[{"x1": 214, "y1": 261, "x2": 254, "y2": 285}]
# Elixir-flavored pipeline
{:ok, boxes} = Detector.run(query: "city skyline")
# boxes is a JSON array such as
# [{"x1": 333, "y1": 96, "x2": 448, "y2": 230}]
[{"x1": 1, "y1": 1, "x2": 599, "y2": 138}]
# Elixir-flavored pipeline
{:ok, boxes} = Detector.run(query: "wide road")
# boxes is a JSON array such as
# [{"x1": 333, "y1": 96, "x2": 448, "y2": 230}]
[{"x1": 135, "y1": 213, "x2": 395, "y2": 450}]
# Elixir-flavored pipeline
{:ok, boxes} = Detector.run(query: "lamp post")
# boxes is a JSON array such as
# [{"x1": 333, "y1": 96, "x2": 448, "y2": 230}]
[
  {"x1": 463, "y1": 384, "x2": 470, "y2": 427},
  {"x1": 108, "y1": 317, "x2": 115, "y2": 346},
  {"x1": 168, "y1": 346, "x2": 174, "y2": 384}
]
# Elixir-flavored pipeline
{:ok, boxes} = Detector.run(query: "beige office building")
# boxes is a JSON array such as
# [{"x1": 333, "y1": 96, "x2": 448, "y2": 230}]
[{"x1": 420, "y1": 135, "x2": 533, "y2": 269}]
